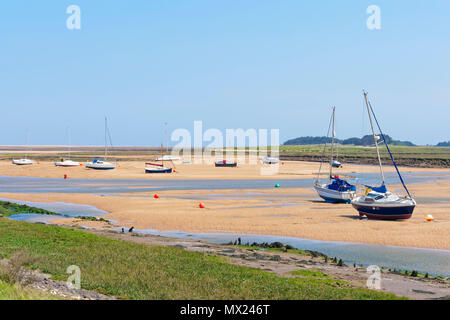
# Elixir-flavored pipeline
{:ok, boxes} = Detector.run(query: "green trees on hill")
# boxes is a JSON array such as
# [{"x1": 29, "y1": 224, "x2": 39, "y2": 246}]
[{"x1": 283, "y1": 134, "x2": 416, "y2": 146}]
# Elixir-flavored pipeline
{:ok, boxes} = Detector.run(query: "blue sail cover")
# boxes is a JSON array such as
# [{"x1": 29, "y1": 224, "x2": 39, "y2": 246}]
[
  {"x1": 327, "y1": 178, "x2": 356, "y2": 192},
  {"x1": 364, "y1": 184, "x2": 387, "y2": 193}
]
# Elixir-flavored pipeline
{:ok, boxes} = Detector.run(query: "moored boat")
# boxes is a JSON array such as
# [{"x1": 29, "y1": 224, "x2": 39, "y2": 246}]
[
  {"x1": 54, "y1": 159, "x2": 80, "y2": 167},
  {"x1": 86, "y1": 118, "x2": 117, "y2": 170},
  {"x1": 12, "y1": 158, "x2": 35, "y2": 165},
  {"x1": 215, "y1": 160, "x2": 237, "y2": 167},
  {"x1": 351, "y1": 92, "x2": 416, "y2": 220},
  {"x1": 314, "y1": 106, "x2": 356, "y2": 203}
]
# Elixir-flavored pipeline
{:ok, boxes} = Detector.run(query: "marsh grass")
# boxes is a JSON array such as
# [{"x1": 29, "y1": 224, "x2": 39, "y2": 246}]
[{"x1": 0, "y1": 219, "x2": 402, "y2": 300}]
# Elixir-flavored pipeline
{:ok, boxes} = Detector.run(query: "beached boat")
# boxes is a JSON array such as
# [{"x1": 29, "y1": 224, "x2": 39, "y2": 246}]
[
  {"x1": 12, "y1": 158, "x2": 35, "y2": 165},
  {"x1": 145, "y1": 162, "x2": 173, "y2": 173},
  {"x1": 314, "y1": 107, "x2": 356, "y2": 203},
  {"x1": 54, "y1": 128, "x2": 80, "y2": 167},
  {"x1": 54, "y1": 159, "x2": 80, "y2": 167},
  {"x1": 351, "y1": 92, "x2": 416, "y2": 220},
  {"x1": 12, "y1": 132, "x2": 35, "y2": 165},
  {"x1": 155, "y1": 155, "x2": 181, "y2": 161},
  {"x1": 145, "y1": 144, "x2": 174, "y2": 173},
  {"x1": 215, "y1": 160, "x2": 237, "y2": 167},
  {"x1": 86, "y1": 118, "x2": 116, "y2": 170},
  {"x1": 261, "y1": 157, "x2": 279, "y2": 164}
]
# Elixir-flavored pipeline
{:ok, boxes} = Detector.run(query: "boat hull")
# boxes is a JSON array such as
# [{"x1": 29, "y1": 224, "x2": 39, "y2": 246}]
[
  {"x1": 54, "y1": 161, "x2": 80, "y2": 167},
  {"x1": 314, "y1": 185, "x2": 354, "y2": 203},
  {"x1": 352, "y1": 202, "x2": 415, "y2": 220},
  {"x1": 86, "y1": 162, "x2": 116, "y2": 170},
  {"x1": 215, "y1": 162, "x2": 237, "y2": 167},
  {"x1": 12, "y1": 159, "x2": 35, "y2": 165},
  {"x1": 145, "y1": 168, "x2": 173, "y2": 173}
]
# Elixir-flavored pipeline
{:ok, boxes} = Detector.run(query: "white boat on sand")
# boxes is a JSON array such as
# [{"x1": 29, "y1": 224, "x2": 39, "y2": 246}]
[{"x1": 86, "y1": 118, "x2": 117, "y2": 170}]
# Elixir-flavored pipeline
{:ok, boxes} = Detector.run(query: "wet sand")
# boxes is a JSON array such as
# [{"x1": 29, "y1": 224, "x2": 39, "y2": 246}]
[
  {"x1": 1, "y1": 178, "x2": 449, "y2": 250},
  {"x1": 0, "y1": 159, "x2": 449, "y2": 180}
]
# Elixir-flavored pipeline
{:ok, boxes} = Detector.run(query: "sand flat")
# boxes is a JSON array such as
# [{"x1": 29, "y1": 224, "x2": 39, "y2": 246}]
[{"x1": 1, "y1": 177, "x2": 449, "y2": 250}]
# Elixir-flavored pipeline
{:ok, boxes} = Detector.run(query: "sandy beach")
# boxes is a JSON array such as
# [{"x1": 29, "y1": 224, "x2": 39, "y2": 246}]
[{"x1": 1, "y1": 159, "x2": 449, "y2": 250}]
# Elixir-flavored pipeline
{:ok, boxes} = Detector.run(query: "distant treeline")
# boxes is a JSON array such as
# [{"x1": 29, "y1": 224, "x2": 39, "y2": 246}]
[
  {"x1": 283, "y1": 134, "x2": 416, "y2": 146},
  {"x1": 437, "y1": 141, "x2": 450, "y2": 147}
]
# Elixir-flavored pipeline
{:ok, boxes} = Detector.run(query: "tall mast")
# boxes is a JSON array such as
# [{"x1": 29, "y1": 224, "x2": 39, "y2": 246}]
[
  {"x1": 67, "y1": 127, "x2": 71, "y2": 159},
  {"x1": 363, "y1": 91, "x2": 385, "y2": 184},
  {"x1": 165, "y1": 122, "x2": 168, "y2": 154},
  {"x1": 104, "y1": 117, "x2": 107, "y2": 160},
  {"x1": 329, "y1": 107, "x2": 335, "y2": 179}
]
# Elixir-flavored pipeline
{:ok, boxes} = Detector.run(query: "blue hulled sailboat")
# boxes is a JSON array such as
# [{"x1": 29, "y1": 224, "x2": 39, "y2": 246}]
[{"x1": 351, "y1": 92, "x2": 416, "y2": 220}]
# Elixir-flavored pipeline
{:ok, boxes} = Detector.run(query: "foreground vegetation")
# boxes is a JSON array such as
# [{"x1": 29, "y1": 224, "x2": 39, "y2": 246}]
[
  {"x1": 0, "y1": 201, "x2": 61, "y2": 218},
  {"x1": 0, "y1": 280, "x2": 59, "y2": 300},
  {"x1": 0, "y1": 217, "x2": 401, "y2": 300}
]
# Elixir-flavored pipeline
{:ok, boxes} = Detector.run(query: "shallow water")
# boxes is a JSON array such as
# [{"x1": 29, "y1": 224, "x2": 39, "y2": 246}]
[
  {"x1": 0, "y1": 172, "x2": 449, "y2": 195},
  {"x1": 125, "y1": 229, "x2": 450, "y2": 278}
]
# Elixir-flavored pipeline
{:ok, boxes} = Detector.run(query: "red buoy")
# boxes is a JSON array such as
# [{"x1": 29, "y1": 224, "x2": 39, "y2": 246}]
[
  {"x1": 154, "y1": 194, "x2": 159, "y2": 199},
  {"x1": 64, "y1": 174, "x2": 68, "y2": 180},
  {"x1": 199, "y1": 202, "x2": 205, "y2": 209}
]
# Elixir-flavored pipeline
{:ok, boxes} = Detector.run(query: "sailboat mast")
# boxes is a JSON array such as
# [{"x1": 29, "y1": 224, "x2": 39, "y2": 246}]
[
  {"x1": 104, "y1": 117, "x2": 107, "y2": 160},
  {"x1": 363, "y1": 91, "x2": 385, "y2": 184},
  {"x1": 68, "y1": 127, "x2": 71, "y2": 159},
  {"x1": 329, "y1": 107, "x2": 335, "y2": 179}
]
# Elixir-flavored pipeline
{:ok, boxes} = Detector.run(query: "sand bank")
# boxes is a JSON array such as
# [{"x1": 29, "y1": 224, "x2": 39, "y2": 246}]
[{"x1": 1, "y1": 177, "x2": 449, "y2": 250}]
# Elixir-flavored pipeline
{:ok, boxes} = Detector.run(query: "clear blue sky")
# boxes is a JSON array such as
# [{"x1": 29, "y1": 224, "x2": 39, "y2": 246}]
[{"x1": 1, "y1": 1, "x2": 449, "y2": 146}]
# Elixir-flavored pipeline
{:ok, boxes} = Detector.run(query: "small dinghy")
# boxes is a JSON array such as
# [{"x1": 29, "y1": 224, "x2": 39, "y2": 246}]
[
  {"x1": 12, "y1": 158, "x2": 35, "y2": 165},
  {"x1": 351, "y1": 92, "x2": 416, "y2": 220},
  {"x1": 86, "y1": 118, "x2": 117, "y2": 170},
  {"x1": 145, "y1": 162, "x2": 173, "y2": 173},
  {"x1": 215, "y1": 160, "x2": 237, "y2": 167},
  {"x1": 54, "y1": 159, "x2": 80, "y2": 167},
  {"x1": 54, "y1": 128, "x2": 80, "y2": 167},
  {"x1": 261, "y1": 157, "x2": 279, "y2": 164},
  {"x1": 331, "y1": 160, "x2": 342, "y2": 168},
  {"x1": 314, "y1": 106, "x2": 356, "y2": 203}
]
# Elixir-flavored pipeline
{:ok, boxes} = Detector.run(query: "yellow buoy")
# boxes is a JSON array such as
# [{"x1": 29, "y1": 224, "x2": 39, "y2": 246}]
[{"x1": 425, "y1": 214, "x2": 434, "y2": 222}]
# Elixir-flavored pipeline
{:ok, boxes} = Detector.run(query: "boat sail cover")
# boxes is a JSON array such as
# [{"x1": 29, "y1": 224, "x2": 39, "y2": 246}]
[
  {"x1": 327, "y1": 177, "x2": 356, "y2": 192},
  {"x1": 364, "y1": 183, "x2": 387, "y2": 193}
]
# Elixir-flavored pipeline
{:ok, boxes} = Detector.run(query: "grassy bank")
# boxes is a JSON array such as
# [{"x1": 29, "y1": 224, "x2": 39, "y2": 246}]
[
  {"x1": 0, "y1": 201, "x2": 61, "y2": 218},
  {"x1": 280, "y1": 145, "x2": 450, "y2": 167},
  {"x1": 0, "y1": 218, "x2": 402, "y2": 300}
]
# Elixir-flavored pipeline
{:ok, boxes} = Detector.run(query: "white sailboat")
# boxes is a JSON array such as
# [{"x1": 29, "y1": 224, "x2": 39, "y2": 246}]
[
  {"x1": 86, "y1": 118, "x2": 117, "y2": 170},
  {"x1": 54, "y1": 127, "x2": 80, "y2": 167},
  {"x1": 12, "y1": 131, "x2": 35, "y2": 165},
  {"x1": 314, "y1": 107, "x2": 356, "y2": 203}
]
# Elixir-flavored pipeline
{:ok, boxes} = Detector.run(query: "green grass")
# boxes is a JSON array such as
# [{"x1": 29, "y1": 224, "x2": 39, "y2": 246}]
[
  {"x1": 290, "y1": 269, "x2": 331, "y2": 279},
  {"x1": 0, "y1": 280, "x2": 60, "y2": 300},
  {"x1": 0, "y1": 218, "x2": 403, "y2": 300},
  {"x1": 0, "y1": 201, "x2": 61, "y2": 218}
]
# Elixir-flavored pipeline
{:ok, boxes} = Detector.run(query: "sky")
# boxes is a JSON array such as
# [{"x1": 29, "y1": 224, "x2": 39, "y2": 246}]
[{"x1": 0, "y1": 0, "x2": 449, "y2": 147}]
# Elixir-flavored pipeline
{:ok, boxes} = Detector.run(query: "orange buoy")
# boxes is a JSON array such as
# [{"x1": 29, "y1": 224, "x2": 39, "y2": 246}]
[
  {"x1": 173, "y1": 169, "x2": 176, "y2": 173},
  {"x1": 199, "y1": 202, "x2": 205, "y2": 209},
  {"x1": 154, "y1": 194, "x2": 159, "y2": 199},
  {"x1": 426, "y1": 214, "x2": 434, "y2": 222}
]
